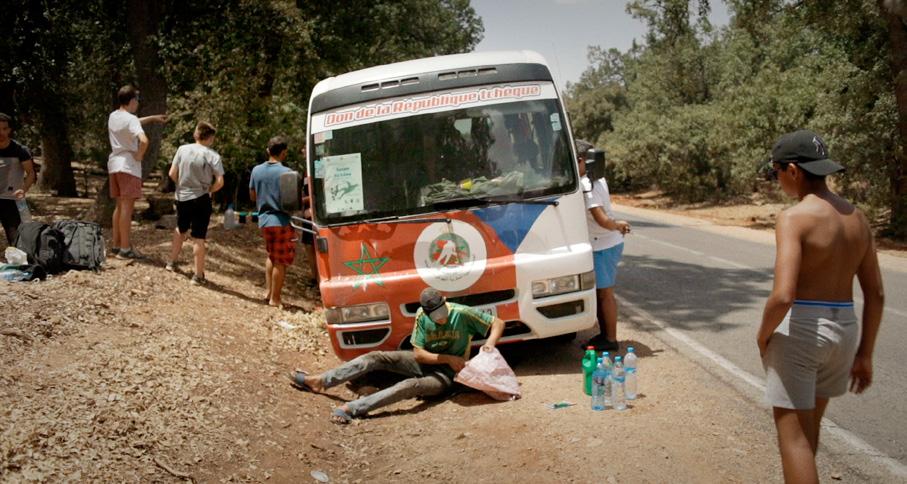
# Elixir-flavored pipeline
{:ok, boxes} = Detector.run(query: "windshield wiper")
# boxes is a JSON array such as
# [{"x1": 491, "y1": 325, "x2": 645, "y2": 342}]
[
  {"x1": 431, "y1": 194, "x2": 559, "y2": 210},
  {"x1": 364, "y1": 215, "x2": 451, "y2": 225},
  {"x1": 481, "y1": 195, "x2": 559, "y2": 206},
  {"x1": 431, "y1": 196, "x2": 490, "y2": 210}
]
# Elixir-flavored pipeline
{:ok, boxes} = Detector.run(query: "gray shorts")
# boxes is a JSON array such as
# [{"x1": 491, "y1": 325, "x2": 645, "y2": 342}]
[{"x1": 762, "y1": 301, "x2": 859, "y2": 409}]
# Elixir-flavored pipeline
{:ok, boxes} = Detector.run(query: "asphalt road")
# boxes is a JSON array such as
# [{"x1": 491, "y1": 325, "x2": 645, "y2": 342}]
[{"x1": 613, "y1": 205, "x2": 907, "y2": 466}]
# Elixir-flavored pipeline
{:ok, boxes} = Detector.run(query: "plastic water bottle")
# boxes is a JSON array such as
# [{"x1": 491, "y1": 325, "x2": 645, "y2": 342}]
[
  {"x1": 16, "y1": 199, "x2": 31, "y2": 222},
  {"x1": 601, "y1": 351, "x2": 613, "y2": 408},
  {"x1": 612, "y1": 356, "x2": 627, "y2": 411},
  {"x1": 625, "y1": 346, "x2": 638, "y2": 400},
  {"x1": 224, "y1": 205, "x2": 238, "y2": 229},
  {"x1": 591, "y1": 358, "x2": 607, "y2": 411},
  {"x1": 1, "y1": 268, "x2": 29, "y2": 282},
  {"x1": 582, "y1": 346, "x2": 597, "y2": 396}
]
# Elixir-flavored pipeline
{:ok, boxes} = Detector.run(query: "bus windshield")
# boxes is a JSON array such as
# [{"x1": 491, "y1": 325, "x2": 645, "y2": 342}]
[{"x1": 310, "y1": 87, "x2": 576, "y2": 225}]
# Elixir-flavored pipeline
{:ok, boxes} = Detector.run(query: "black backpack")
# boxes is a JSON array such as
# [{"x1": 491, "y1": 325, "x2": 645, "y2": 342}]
[
  {"x1": 52, "y1": 220, "x2": 106, "y2": 271},
  {"x1": 14, "y1": 221, "x2": 66, "y2": 274}
]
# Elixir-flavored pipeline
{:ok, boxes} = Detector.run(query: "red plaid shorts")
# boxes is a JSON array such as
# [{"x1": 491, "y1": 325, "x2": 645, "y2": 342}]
[{"x1": 261, "y1": 226, "x2": 296, "y2": 266}]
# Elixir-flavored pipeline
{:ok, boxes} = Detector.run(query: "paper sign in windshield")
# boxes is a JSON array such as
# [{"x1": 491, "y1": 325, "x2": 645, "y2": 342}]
[{"x1": 324, "y1": 153, "x2": 364, "y2": 214}]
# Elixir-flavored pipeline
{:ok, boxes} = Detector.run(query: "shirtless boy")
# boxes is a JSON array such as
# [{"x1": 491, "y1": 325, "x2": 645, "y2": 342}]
[{"x1": 758, "y1": 130, "x2": 884, "y2": 484}]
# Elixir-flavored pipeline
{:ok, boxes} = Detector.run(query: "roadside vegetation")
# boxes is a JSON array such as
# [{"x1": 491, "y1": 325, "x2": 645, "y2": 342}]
[{"x1": 565, "y1": 0, "x2": 907, "y2": 239}]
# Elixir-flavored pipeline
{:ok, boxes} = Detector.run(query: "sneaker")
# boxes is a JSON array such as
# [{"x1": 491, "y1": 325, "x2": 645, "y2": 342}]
[
  {"x1": 117, "y1": 248, "x2": 145, "y2": 260},
  {"x1": 109, "y1": 247, "x2": 121, "y2": 257},
  {"x1": 165, "y1": 261, "x2": 176, "y2": 272},
  {"x1": 190, "y1": 274, "x2": 207, "y2": 285},
  {"x1": 584, "y1": 335, "x2": 619, "y2": 352}
]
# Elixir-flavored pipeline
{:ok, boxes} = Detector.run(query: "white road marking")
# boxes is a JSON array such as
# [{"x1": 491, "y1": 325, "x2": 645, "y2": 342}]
[
  {"x1": 633, "y1": 232, "x2": 907, "y2": 320},
  {"x1": 618, "y1": 295, "x2": 907, "y2": 479}
]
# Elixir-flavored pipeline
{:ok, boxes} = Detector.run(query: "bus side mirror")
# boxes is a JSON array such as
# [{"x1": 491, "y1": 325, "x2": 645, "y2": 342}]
[
  {"x1": 279, "y1": 170, "x2": 302, "y2": 212},
  {"x1": 585, "y1": 149, "x2": 606, "y2": 180}
]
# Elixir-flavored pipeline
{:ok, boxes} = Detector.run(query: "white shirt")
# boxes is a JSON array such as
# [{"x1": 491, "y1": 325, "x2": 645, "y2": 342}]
[
  {"x1": 107, "y1": 109, "x2": 145, "y2": 177},
  {"x1": 582, "y1": 175, "x2": 623, "y2": 251}
]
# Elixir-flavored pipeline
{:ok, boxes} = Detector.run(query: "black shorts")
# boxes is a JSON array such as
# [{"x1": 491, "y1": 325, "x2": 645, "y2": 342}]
[
  {"x1": 176, "y1": 194, "x2": 212, "y2": 239},
  {"x1": 0, "y1": 199, "x2": 21, "y2": 245}
]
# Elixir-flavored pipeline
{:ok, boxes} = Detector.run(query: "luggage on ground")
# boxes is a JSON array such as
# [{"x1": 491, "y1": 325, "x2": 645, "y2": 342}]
[
  {"x1": 13, "y1": 221, "x2": 65, "y2": 274},
  {"x1": 52, "y1": 220, "x2": 105, "y2": 271}
]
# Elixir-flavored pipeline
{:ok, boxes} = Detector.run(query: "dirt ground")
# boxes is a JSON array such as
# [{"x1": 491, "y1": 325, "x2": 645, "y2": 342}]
[{"x1": 1, "y1": 185, "x2": 902, "y2": 482}]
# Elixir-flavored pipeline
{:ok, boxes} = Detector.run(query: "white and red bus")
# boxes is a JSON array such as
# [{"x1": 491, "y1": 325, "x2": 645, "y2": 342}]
[{"x1": 304, "y1": 50, "x2": 597, "y2": 360}]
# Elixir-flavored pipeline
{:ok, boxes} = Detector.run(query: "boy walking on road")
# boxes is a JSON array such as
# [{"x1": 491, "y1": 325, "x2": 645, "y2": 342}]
[
  {"x1": 288, "y1": 287, "x2": 505, "y2": 424},
  {"x1": 758, "y1": 130, "x2": 884, "y2": 484},
  {"x1": 250, "y1": 136, "x2": 293, "y2": 308},
  {"x1": 107, "y1": 85, "x2": 167, "y2": 259},
  {"x1": 0, "y1": 113, "x2": 36, "y2": 246},
  {"x1": 576, "y1": 139, "x2": 630, "y2": 352},
  {"x1": 166, "y1": 122, "x2": 224, "y2": 284}
]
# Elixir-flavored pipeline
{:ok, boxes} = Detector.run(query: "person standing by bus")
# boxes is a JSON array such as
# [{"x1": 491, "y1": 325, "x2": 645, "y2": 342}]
[
  {"x1": 576, "y1": 139, "x2": 630, "y2": 352},
  {"x1": 250, "y1": 136, "x2": 294, "y2": 308}
]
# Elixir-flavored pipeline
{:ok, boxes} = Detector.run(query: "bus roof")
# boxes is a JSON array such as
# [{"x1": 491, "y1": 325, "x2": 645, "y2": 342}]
[{"x1": 310, "y1": 50, "x2": 551, "y2": 100}]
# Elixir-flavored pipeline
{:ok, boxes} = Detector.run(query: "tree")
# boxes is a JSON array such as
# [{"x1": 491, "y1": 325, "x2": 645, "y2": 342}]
[
  {"x1": 880, "y1": 0, "x2": 907, "y2": 237},
  {"x1": 4, "y1": 1, "x2": 79, "y2": 196}
]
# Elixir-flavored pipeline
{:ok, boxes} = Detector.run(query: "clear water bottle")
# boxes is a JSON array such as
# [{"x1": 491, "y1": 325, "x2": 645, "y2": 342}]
[
  {"x1": 625, "y1": 346, "x2": 638, "y2": 400},
  {"x1": 601, "y1": 351, "x2": 613, "y2": 408},
  {"x1": 16, "y1": 199, "x2": 32, "y2": 222},
  {"x1": 1, "y1": 269, "x2": 29, "y2": 282},
  {"x1": 224, "y1": 205, "x2": 238, "y2": 229},
  {"x1": 591, "y1": 358, "x2": 606, "y2": 411},
  {"x1": 612, "y1": 356, "x2": 627, "y2": 411}
]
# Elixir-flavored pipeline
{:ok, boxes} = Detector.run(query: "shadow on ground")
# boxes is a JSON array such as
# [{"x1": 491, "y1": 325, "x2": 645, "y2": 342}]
[{"x1": 618, "y1": 253, "x2": 772, "y2": 332}]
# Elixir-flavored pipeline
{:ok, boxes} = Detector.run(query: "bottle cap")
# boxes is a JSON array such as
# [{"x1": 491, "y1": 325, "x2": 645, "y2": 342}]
[
  {"x1": 586, "y1": 346, "x2": 595, "y2": 350},
  {"x1": 628, "y1": 346, "x2": 635, "y2": 352},
  {"x1": 602, "y1": 351, "x2": 609, "y2": 356},
  {"x1": 615, "y1": 356, "x2": 622, "y2": 361}
]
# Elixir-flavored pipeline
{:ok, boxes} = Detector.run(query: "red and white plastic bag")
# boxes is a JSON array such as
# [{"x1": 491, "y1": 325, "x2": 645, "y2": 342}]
[{"x1": 454, "y1": 347, "x2": 521, "y2": 401}]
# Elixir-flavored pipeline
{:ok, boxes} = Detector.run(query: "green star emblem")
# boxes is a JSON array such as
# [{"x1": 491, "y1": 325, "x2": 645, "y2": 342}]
[{"x1": 344, "y1": 243, "x2": 390, "y2": 290}]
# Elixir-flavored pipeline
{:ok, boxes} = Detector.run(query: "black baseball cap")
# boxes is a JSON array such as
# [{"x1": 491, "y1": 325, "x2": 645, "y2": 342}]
[
  {"x1": 771, "y1": 129, "x2": 844, "y2": 176},
  {"x1": 419, "y1": 287, "x2": 448, "y2": 322}
]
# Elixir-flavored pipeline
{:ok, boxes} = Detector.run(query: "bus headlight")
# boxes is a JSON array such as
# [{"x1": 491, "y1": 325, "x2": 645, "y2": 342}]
[
  {"x1": 325, "y1": 303, "x2": 390, "y2": 324},
  {"x1": 532, "y1": 271, "x2": 594, "y2": 299}
]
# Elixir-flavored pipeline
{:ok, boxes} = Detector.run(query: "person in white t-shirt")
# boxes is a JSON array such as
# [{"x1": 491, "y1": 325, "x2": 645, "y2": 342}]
[
  {"x1": 107, "y1": 84, "x2": 167, "y2": 259},
  {"x1": 576, "y1": 139, "x2": 630, "y2": 352},
  {"x1": 166, "y1": 121, "x2": 224, "y2": 285}
]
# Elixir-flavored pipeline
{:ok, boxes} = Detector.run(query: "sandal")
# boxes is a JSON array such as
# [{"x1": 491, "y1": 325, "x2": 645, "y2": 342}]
[
  {"x1": 287, "y1": 371, "x2": 316, "y2": 392},
  {"x1": 331, "y1": 407, "x2": 351, "y2": 425}
]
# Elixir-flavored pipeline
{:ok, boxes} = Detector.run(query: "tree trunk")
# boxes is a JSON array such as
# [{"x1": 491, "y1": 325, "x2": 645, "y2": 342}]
[
  {"x1": 90, "y1": 180, "x2": 116, "y2": 227},
  {"x1": 36, "y1": 99, "x2": 78, "y2": 196},
  {"x1": 882, "y1": 4, "x2": 907, "y2": 239},
  {"x1": 125, "y1": 0, "x2": 168, "y2": 179}
]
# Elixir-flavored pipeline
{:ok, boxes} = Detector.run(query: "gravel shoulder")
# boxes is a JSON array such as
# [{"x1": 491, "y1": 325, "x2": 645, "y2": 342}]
[{"x1": 1, "y1": 191, "x2": 902, "y2": 482}]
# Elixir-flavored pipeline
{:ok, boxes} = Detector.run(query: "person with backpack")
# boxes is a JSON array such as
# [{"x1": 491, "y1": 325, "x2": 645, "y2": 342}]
[
  {"x1": 0, "y1": 113, "x2": 36, "y2": 246},
  {"x1": 166, "y1": 122, "x2": 224, "y2": 285},
  {"x1": 250, "y1": 136, "x2": 294, "y2": 308}
]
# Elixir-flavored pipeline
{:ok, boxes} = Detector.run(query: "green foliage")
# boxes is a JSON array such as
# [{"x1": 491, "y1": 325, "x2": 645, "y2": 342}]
[
  {"x1": 566, "y1": 0, "x2": 903, "y2": 235},
  {"x1": 5, "y1": 0, "x2": 483, "y2": 202}
]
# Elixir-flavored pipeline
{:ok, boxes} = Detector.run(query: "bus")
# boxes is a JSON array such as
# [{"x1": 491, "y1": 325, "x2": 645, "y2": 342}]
[{"x1": 303, "y1": 50, "x2": 597, "y2": 360}]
